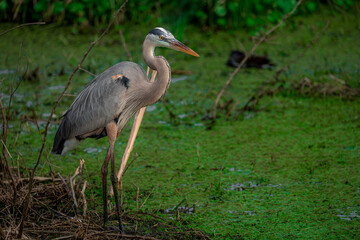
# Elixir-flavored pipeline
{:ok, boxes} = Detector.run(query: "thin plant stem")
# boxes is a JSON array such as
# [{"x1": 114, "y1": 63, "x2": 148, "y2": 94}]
[
  {"x1": 212, "y1": 0, "x2": 303, "y2": 119},
  {"x1": 0, "y1": 22, "x2": 45, "y2": 37},
  {"x1": 16, "y1": 1, "x2": 128, "y2": 237}
]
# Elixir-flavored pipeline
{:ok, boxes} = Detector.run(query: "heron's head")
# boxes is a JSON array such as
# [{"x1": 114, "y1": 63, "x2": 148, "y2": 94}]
[{"x1": 147, "y1": 27, "x2": 199, "y2": 57}]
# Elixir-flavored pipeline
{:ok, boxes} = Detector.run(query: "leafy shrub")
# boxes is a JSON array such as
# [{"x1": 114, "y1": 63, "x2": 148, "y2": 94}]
[{"x1": 0, "y1": 0, "x2": 356, "y2": 31}]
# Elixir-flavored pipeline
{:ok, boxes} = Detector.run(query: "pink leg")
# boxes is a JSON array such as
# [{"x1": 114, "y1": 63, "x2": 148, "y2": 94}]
[
  {"x1": 101, "y1": 142, "x2": 111, "y2": 227},
  {"x1": 110, "y1": 69, "x2": 157, "y2": 197},
  {"x1": 102, "y1": 122, "x2": 124, "y2": 232}
]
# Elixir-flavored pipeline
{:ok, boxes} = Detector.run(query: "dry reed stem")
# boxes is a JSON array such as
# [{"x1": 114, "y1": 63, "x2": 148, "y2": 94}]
[
  {"x1": 79, "y1": 67, "x2": 96, "y2": 76},
  {"x1": 1, "y1": 176, "x2": 61, "y2": 184},
  {"x1": 196, "y1": 143, "x2": 200, "y2": 169},
  {"x1": 0, "y1": 41, "x2": 26, "y2": 204},
  {"x1": 212, "y1": 0, "x2": 303, "y2": 119},
  {"x1": 243, "y1": 21, "x2": 330, "y2": 110},
  {"x1": 16, "y1": 1, "x2": 128, "y2": 237},
  {"x1": 81, "y1": 181, "x2": 88, "y2": 216},
  {"x1": 69, "y1": 175, "x2": 78, "y2": 214},
  {"x1": 0, "y1": 140, "x2": 12, "y2": 161},
  {"x1": 0, "y1": 22, "x2": 45, "y2": 37},
  {"x1": 119, "y1": 29, "x2": 133, "y2": 61},
  {"x1": 139, "y1": 185, "x2": 157, "y2": 210},
  {"x1": 0, "y1": 224, "x2": 5, "y2": 240}
]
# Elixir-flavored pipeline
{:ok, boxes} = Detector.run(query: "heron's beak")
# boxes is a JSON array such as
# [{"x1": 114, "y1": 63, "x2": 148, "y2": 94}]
[{"x1": 170, "y1": 40, "x2": 200, "y2": 57}]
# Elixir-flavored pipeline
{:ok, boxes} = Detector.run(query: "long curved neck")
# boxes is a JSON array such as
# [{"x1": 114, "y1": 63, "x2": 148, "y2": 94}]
[{"x1": 142, "y1": 37, "x2": 171, "y2": 105}]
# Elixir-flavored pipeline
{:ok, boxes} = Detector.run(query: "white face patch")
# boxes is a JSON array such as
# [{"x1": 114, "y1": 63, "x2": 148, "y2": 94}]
[
  {"x1": 148, "y1": 34, "x2": 170, "y2": 47},
  {"x1": 147, "y1": 27, "x2": 175, "y2": 48}
]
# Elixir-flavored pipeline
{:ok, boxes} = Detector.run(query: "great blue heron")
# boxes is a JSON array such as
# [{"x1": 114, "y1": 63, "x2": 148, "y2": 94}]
[{"x1": 51, "y1": 27, "x2": 199, "y2": 232}]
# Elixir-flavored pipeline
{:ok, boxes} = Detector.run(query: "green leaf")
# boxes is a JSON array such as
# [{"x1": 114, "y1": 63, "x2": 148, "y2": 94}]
[
  {"x1": 34, "y1": 1, "x2": 47, "y2": 12},
  {"x1": 227, "y1": 2, "x2": 237, "y2": 13},
  {"x1": 217, "y1": 18, "x2": 226, "y2": 26},
  {"x1": 277, "y1": 0, "x2": 296, "y2": 13},
  {"x1": 53, "y1": 2, "x2": 64, "y2": 15},
  {"x1": 345, "y1": 0, "x2": 354, "y2": 6},
  {"x1": 196, "y1": 10, "x2": 207, "y2": 21},
  {"x1": 263, "y1": 0, "x2": 273, "y2": 4},
  {"x1": 306, "y1": 1, "x2": 317, "y2": 12},
  {"x1": 255, "y1": 3, "x2": 263, "y2": 12},
  {"x1": 267, "y1": 10, "x2": 282, "y2": 23},
  {"x1": 335, "y1": 0, "x2": 345, "y2": 6},
  {"x1": 246, "y1": 17, "x2": 256, "y2": 27},
  {"x1": 0, "y1": 1, "x2": 8, "y2": 10},
  {"x1": 78, "y1": 17, "x2": 86, "y2": 23},
  {"x1": 215, "y1": 5, "x2": 227, "y2": 17},
  {"x1": 67, "y1": 2, "x2": 84, "y2": 14}
]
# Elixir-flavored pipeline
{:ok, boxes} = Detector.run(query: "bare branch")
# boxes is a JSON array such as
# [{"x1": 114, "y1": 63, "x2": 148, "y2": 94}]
[
  {"x1": 139, "y1": 185, "x2": 157, "y2": 210},
  {"x1": 0, "y1": 43, "x2": 25, "y2": 204},
  {"x1": 69, "y1": 175, "x2": 78, "y2": 214},
  {"x1": 1, "y1": 176, "x2": 61, "y2": 184},
  {"x1": 119, "y1": 29, "x2": 133, "y2": 61},
  {"x1": 269, "y1": 20, "x2": 330, "y2": 83},
  {"x1": 212, "y1": 0, "x2": 303, "y2": 119},
  {"x1": 16, "y1": 1, "x2": 128, "y2": 237},
  {"x1": 1, "y1": 140, "x2": 13, "y2": 160},
  {"x1": 243, "y1": 21, "x2": 330, "y2": 111},
  {"x1": 79, "y1": 67, "x2": 96, "y2": 76},
  {"x1": 0, "y1": 22, "x2": 45, "y2": 37},
  {"x1": 0, "y1": 102, "x2": 17, "y2": 202},
  {"x1": 196, "y1": 143, "x2": 200, "y2": 169},
  {"x1": 0, "y1": 224, "x2": 5, "y2": 240},
  {"x1": 81, "y1": 181, "x2": 88, "y2": 216}
]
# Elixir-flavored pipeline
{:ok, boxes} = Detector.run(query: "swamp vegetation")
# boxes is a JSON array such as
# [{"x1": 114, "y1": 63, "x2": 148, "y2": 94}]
[{"x1": 0, "y1": 5, "x2": 360, "y2": 240}]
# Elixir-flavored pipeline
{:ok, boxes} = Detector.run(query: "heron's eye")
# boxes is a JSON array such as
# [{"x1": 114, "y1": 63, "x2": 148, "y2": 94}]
[{"x1": 159, "y1": 36, "x2": 164, "y2": 40}]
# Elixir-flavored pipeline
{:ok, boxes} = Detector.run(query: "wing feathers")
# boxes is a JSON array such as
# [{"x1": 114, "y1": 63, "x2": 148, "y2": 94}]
[{"x1": 52, "y1": 62, "x2": 148, "y2": 155}]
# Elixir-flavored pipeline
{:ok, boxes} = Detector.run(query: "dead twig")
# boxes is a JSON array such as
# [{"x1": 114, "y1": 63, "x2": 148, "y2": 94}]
[
  {"x1": 1, "y1": 176, "x2": 61, "y2": 184},
  {"x1": 52, "y1": 235, "x2": 75, "y2": 240},
  {"x1": 32, "y1": 197, "x2": 69, "y2": 218},
  {"x1": 136, "y1": 185, "x2": 140, "y2": 211},
  {"x1": 119, "y1": 29, "x2": 133, "y2": 61},
  {"x1": 16, "y1": 1, "x2": 128, "y2": 237},
  {"x1": 58, "y1": 173, "x2": 79, "y2": 215},
  {"x1": 69, "y1": 175, "x2": 78, "y2": 215},
  {"x1": 1, "y1": 175, "x2": 209, "y2": 239},
  {"x1": 79, "y1": 67, "x2": 96, "y2": 76},
  {"x1": 1, "y1": 140, "x2": 13, "y2": 160},
  {"x1": 267, "y1": 20, "x2": 330, "y2": 84},
  {"x1": 212, "y1": 0, "x2": 303, "y2": 119},
  {"x1": 0, "y1": 42, "x2": 26, "y2": 204},
  {"x1": 90, "y1": 233, "x2": 160, "y2": 240},
  {"x1": 0, "y1": 224, "x2": 5, "y2": 240},
  {"x1": 81, "y1": 181, "x2": 88, "y2": 216},
  {"x1": 174, "y1": 198, "x2": 186, "y2": 211},
  {"x1": 139, "y1": 185, "x2": 157, "y2": 210},
  {"x1": 0, "y1": 22, "x2": 45, "y2": 37},
  {"x1": 243, "y1": 20, "x2": 330, "y2": 111},
  {"x1": 218, "y1": 163, "x2": 224, "y2": 188},
  {"x1": 196, "y1": 143, "x2": 200, "y2": 169},
  {"x1": 171, "y1": 69, "x2": 194, "y2": 75},
  {"x1": 71, "y1": 159, "x2": 85, "y2": 182},
  {"x1": 123, "y1": 152, "x2": 139, "y2": 176}
]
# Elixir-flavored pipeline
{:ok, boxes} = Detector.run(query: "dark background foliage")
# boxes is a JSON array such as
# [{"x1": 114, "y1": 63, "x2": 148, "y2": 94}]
[{"x1": 0, "y1": 0, "x2": 356, "y2": 32}]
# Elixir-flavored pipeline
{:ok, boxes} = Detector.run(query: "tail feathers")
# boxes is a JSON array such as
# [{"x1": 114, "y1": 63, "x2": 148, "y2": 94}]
[
  {"x1": 52, "y1": 117, "x2": 71, "y2": 155},
  {"x1": 51, "y1": 139, "x2": 65, "y2": 155}
]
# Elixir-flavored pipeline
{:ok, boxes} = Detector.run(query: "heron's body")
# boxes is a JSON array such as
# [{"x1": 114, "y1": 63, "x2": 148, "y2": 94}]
[
  {"x1": 52, "y1": 60, "x2": 169, "y2": 155},
  {"x1": 51, "y1": 27, "x2": 199, "y2": 232}
]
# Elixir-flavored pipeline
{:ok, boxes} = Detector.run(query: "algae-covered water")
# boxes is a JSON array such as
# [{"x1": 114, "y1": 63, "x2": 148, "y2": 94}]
[{"x1": 1, "y1": 10, "x2": 359, "y2": 239}]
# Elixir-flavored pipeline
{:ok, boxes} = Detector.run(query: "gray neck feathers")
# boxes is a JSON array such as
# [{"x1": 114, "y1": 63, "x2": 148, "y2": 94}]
[{"x1": 142, "y1": 37, "x2": 171, "y2": 106}]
